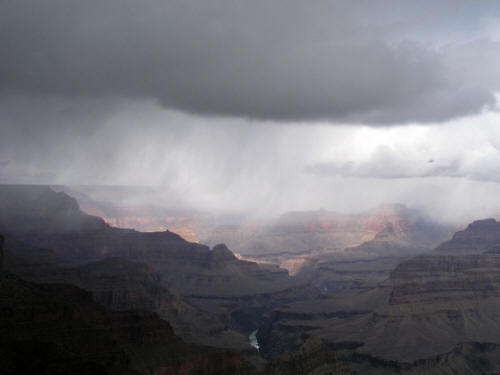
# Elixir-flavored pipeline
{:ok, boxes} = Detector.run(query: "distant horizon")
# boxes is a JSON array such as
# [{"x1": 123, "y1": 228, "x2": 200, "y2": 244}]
[{"x1": 1, "y1": 183, "x2": 485, "y2": 230}]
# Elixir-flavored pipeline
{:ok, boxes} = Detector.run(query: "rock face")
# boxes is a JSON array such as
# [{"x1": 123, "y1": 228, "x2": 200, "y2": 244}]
[
  {"x1": 259, "y1": 218, "x2": 500, "y2": 373},
  {"x1": 0, "y1": 185, "x2": 313, "y2": 352},
  {"x1": 202, "y1": 204, "x2": 453, "y2": 291},
  {"x1": 434, "y1": 218, "x2": 500, "y2": 255},
  {"x1": 0, "y1": 270, "x2": 255, "y2": 375},
  {"x1": 54, "y1": 184, "x2": 219, "y2": 242},
  {"x1": 0, "y1": 185, "x2": 107, "y2": 238},
  {"x1": 262, "y1": 336, "x2": 350, "y2": 375},
  {"x1": 44, "y1": 186, "x2": 455, "y2": 292},
  {"x1": 51, "y1": 186, "x2": 455, "y2": 292},
  {"x1": 257, "y1": 287, "x2": 390, "y2": 360},
  {"x1": 0, "y1": 272, "x2": 359, "y2": 375},
  {"x1": 298, "y1": 222, "x2": 435, "y2": 291},
  {"x1": 14, "y1": 185, "x2": 500, "y2": 373},
  {"x1": 0, "y1": 237, "x2": 346, "y2": 375},
  {"x1": 0, "y1": 186, "x2": 306, "y2": 298},
  {"x1": 343, "y1": 341, "x2": 500, "y2": 375},
  {"x1": 203, "y1": 204, "x2": 451, "y2": 257},
  {"x1": 364, "y1": 218, "x2": 500, "y2": 361},
  {"x1": 3, "y1": 243, "x2": 249, "y2": 350}
]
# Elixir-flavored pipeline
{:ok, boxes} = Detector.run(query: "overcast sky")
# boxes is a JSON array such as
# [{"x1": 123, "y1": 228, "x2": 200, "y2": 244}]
[{"x1": 2, "y1": 1, "x2": 500, "y2": 224}]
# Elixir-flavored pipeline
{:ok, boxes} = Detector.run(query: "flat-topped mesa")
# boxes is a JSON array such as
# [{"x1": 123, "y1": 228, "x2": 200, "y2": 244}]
[{"x1": 435, "y1": 218, "x2": 500, "y2": 255}]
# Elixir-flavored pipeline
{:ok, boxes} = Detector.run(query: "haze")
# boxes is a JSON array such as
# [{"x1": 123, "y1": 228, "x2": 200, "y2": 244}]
[{"x1": 2, "y1": 1, "x2": 500, "y2": 224}]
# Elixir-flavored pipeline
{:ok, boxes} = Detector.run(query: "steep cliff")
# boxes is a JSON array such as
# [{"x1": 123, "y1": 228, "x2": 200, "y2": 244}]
[
  {"x1": 0, "y1": 185, "x2": 313, "y2": 351},
  {"x1": 0, "y1": 270, "x2": 255, "y2": 374},
  {"x1": 3, "y1": 242, "x2": 250, "y2": 350},
  {"x1": 258, "y1": 218, "x2": 500, "y2": 373}
]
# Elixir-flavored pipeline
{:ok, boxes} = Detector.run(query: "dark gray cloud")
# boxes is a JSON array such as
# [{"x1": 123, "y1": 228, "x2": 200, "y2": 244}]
[
  {"x1": 3, "y1": 95, "x2": 500, "y2": 224},
  {"x1": 1, "y1": 0, "x2": 499, "y2": 124},
  {"x1": 4, "y1": 1, "x2": 500, "y2": 225}
]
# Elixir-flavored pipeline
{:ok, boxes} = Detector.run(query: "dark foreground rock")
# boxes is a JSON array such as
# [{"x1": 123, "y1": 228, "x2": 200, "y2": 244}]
[
  {"x1": 0, "y1": 269, "x2": 254, "y2": 374},
  {"x1": 262, "y1": 336, "x2": 351, "y2": 375}
]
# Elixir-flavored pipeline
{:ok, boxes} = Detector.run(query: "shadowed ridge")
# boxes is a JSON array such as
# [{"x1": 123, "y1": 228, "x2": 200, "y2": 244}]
[
  {"x1": 435, "y1": 218, "x2": 500, "y2": 255},
  {"x1": 211, "y1": 243, "x2": 237, "y2": 260},
  {"x1": 0, "y1": 185, "x2": 107, "y2": 237},
  {"x1": 0, "y1": 270, "x2": 256, "y2": 374}
]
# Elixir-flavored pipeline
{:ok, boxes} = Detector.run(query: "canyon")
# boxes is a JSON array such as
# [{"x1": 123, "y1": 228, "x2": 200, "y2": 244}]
[
  {"x1": 259, "y1": 218, "x2": 500, "y2": 373},
  {"x1": 0, "y1": 185, "x2": 312, "y2": 349},
  {"x1": 55, "y1": 185, "x2": 454, "y2": 292},
  {"x1": 3, "y1": 184, "x2": 500, "y2": 373}
]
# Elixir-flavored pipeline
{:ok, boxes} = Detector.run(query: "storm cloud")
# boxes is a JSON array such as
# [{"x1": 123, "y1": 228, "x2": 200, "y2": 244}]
[
  {"x1": 1, "y1": 0, "x2": 500, "y2": 124},
  {"x1": 3, "y1": 95, "x2": 500, "y2": 224},
  {"x1": 3, "y1": 2, "x2": 500, "y2": 225}
]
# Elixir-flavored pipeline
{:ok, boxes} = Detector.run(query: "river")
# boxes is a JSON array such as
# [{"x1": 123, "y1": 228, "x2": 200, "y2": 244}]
[{"x1": 249, "y1": 329, "x2": 259, "y2": 351}]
